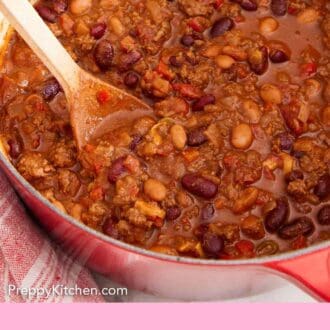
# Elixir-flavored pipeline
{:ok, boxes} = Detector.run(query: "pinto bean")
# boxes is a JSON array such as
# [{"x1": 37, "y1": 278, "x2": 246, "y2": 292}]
[
  {"x1": 231, "y1": 123, "x2": 253, "y2": 150},
  {"x1": 297, "y1": 8, "x2": 319, "y2": 24},
  {"x1": 270, "y1": 0, "x2": 287, "y2": 16},
  {"x1": 259, "y1": 17, "x2": 279, "y2": 34},
  {"x1": 256, "y1": 240, "x2": 279, "y2": 256},
  {"x1": 278, "y1": 217, "x2": 314, "y2": 239},
  {"x1": 170, "y1": 124, "x2": 187, "y2": 150},
  {"x1": 144, "y1": 178, "x2": 167, "y2": 202},
  {"x1": 94, "y1": 39, "x2": 114, "y2": 70},
  {"x1": 70, "y1": 0, "x2": 92, "y2": 15},
  {"x1": 215, "y1": 55, "x2": 235, "y2": 69},
  {"x1": 210, "y1": 17, "x2": 235, "y2": 38},
  {"x1": 260, "y1": 84, "x2": 282, "y2": 104},
  {"x1": 182, "y1": 173, "x2": 218, "y2": 199},
  {"x1": 241, "y1": 215, "x2": 265, "y2": 240},
  {"x1": 265, "y1": 198, "x2": 289, "y2": 233},
  {"x1": 317, "y1": 205, "x2": 330, "y2": 225}
]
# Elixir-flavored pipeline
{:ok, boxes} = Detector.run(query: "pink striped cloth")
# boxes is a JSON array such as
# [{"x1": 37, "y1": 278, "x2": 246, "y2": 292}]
[{"x1": 0, "y1": 169, "x2": 104, "y2": 302}]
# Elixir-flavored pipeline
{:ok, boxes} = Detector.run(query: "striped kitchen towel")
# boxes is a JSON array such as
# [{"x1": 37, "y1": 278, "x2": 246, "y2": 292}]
[{"x1": 0, "y1": 169, "x2": 104, "y2": 302}]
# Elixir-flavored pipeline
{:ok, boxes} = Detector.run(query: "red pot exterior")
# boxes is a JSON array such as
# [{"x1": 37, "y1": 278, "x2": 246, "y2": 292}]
[{"x1": 1, "y1": 157, "x2": 330, "y2": 301}]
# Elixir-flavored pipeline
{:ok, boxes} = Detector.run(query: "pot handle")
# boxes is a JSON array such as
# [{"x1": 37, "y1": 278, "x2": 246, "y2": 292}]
[{"x1": 266, "y1": 248, "x2": 330, "y2": 302}]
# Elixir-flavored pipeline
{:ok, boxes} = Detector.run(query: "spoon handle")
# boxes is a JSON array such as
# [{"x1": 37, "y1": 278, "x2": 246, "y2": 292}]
[{"x1": 0, "y1": 0, "x2": 80, "y2": 93}]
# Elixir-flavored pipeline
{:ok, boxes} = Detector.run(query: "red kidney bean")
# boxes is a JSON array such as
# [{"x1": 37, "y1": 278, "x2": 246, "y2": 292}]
[
  {"x1": 8, "y1": 138, "x2": 22, "y2": 159},
  {"x1": 52, "y1": 0, "x2": 68, "y2": 14},
  {"x1": 169, "y1": 56, "x2": 182, "y2": 68},
  {"x1": 42, "y1": 78, "x2": 61, "y2": 101},
  {"x1": 275, "y1": 132, "x2": 294, "y2": 151},
  {"x1": 118, "y1": 50, "x2": 142, "y2": 72},
  {"x1": 166, "y1": 206, "x2": 182, "y2": 221},
  {"x1": 314, "y1": 174, "x2": 330, "y2": 200},
  {"x1": 108, "y1": 156, "x2": 126, "y2": 183},
  {"x1": 202, "y1": 232, "x2": 224, "y2": 257},
  {"x1": 94, "y1": 39, "x2": 114, "y2": 70},
  {"x1": 270, "y1": 0, "x2": 287, "y2": 16},
  {"x1": 124, "y1": 72, "x2": 139, "y2": 88},
  {"x1": 240, "y1": 0, "x2": 258, "y2": 11},
  {"x1": 35, "y1": 5, "x2": 58, "y2": 23},
  {"x1": 210, "y1": 17, "x2": 235, "y2": 38},
  {"x1": 265, "y1": 198, "x2": 289, "y2": 233},
  {"x1": 278, "y1": 217, "x2": 314, "y2": 239},
  {"x1": 285, "y1": 170, "x2": 304, "y2": 182},
  {"x1": 269, "y1": 49, "x2": 290, "y2": 63},
  {"x1": 90, "y1": 22, "x2": 107, "y2": 39},
  {"x1": 200, "y1": 203, "x2": 215, "y2": 221},
  {"x1": 187, "y1": 127, "x2": 207, "y2": 146},
  {"x1": 181, "y1": 35, "x2": 195, "y2": 47},
  {"x1": 129, "y1": 134, "x2": 142, "y2": 151},
  {"x1": 192, "y1": 94, "x2": 216, "y2": 112},
  {"x1": 317, "y1": 205, "x2": 330, "y2": 225},
  {"x1": 248, "y1": 46, "x2": 269, "y2": 75},
  {"x1": 102, "y1": 216, "x2": 119, "y2": 238},
  {"x1": 182, "y1": 173, "x2": 218, "y2": 199}
]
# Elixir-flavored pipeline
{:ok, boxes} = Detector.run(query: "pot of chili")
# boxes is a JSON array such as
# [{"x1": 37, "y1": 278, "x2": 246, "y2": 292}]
[{"x1": 0, "y1": 0, "x2": 329, "y2": 301}]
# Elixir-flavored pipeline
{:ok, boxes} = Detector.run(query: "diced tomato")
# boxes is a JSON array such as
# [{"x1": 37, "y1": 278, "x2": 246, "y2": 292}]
[
  {"x1": 94, "y1": 161, "x2": 104, "y2": 174},
  {"x1": 149, "y1": 216, "x2": 164, "y2": 228},
  {"x1": 213, "y1": 0, "x2": 224, "y2": 9},
  {"x1": 263, "y1": 166, "x2": 276, "y2": 181},
  {"x1": 172, "y1": 83, "x2": 202, "y2": 99},
  {"x1": 300, "y1": 62, "x2": 317, "y2": 77},
  {"x1": 235, "y1": 240, "x2": 255, "y2": 258},
  {"x1": 84, "y1": 144, "x2": 95, "y2": 153},
  {"x1": 187, "y1": 19, "x2": 204, "y2": 33},
  {"x1": 291, "y1": 236, "x2": 307, "y2": 250},
  {"x1": 156, "y1": 61, "x2": 175, "y2": 80},
  {"x1": 96, "y1": 89, "x2": 111, "y2": 104},
  {"x1": 90, "y1": 186, "x2": 104, "y2": 201},
  {"x1": 288, "y1": 5, "x2": 299, "y2": 15}
]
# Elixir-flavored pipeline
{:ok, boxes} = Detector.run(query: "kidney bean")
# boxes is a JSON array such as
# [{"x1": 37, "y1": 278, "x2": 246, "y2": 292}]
[
  {"x1": 265, "y1": 198, "x2": 289, "y2": 233},
  {"x1": 102, "y1": 216, "x2": 119, "y2": 238},
  {"x1": 108, "y1": 156, "x2": 126, "y2": 183},
  {"x1": 8, "y1": 138, "x2": 22, "y2": 159},
  {"x1": 248, "y1": 46, "x2": 268, "y2": 75},
  {"x1": 90, "y1": 22, "x2": 107, "y2": 39},
  {"x1": 187, "y1": 128, "x2": 207, "y2": 146},
  {"x1": 129, "y1": 134, "x2": 142, "y2": 151},
  {"x1": 285, "y1": 170, "x2": 304, "y2": 182},
  {"x1": 118, "y1": 50, "x2": 142, "y2": 71},
  {"x1": 52, "y1": 0, "x2": 68, "y2": 14},
  {"x1": 94, "y1": 39, "x2": 114, "y2": 70},
  {"x1": 317, "y1": 205, "x2": 330, "y2": 225},
  {"x1": 240, "y1": 0, "x2": 258, "y2": 11},
  {"x1": 124, "y1": 72, "x2": 139, "y2": 88},
  {"x1": 275, "y1": 132, "x2": 294, "y2": 151},
  {"x1": 166, "y1": 206, "x2": 182, "y2": 221},
  {"x1": 42, "y1": 78, "x2": 61, "y2": 101},
  {"x1": 169, "y1": 56, "x2": 182, "y2": 68},
  {"x1": 35, "y1": 5, "x2": 58, "y2": 23},
  {"x1": 202, "y1": 232, "x2": 224, "y2": 258},
  {"x1": 314, "y1": 174, "x2": 330, "y2": 200},
  {"x1": 270, "y1": 0, "x2": 287, "y2": 16},
  {"x1": 278, "y1": 217, "x2": 314, "y2": 239},
  {"x1": 192, "y1": 94, "x2": 216, "y2": 112},
  {"x1": 182, "y1": 173, "x2": 218, "y2": 199},
  {"x1": 200, "y1": 203, "x2": 215, "y2": 221},
  {"x1": 256, "y1": 240, "x2": 279, "y2": 256},
  {"x1": 181, "y1": 35, "x2": 195, "y2": 47},
  {"x1": 269, "y1": 49, "x2": 289, "y2": 63},
  {"x1": 210, "y1": 17, "x2": 235, "y2": 38}
]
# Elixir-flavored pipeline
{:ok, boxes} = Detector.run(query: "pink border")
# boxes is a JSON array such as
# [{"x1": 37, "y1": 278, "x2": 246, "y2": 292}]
[{"x1": 0, "y1": 303, "x2": 325, "y2": 329}]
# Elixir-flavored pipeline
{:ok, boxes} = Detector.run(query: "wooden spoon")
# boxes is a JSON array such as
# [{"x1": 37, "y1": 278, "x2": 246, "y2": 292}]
[{"x1": 0, "y1": 0, "x2": 152, "y2": 149}]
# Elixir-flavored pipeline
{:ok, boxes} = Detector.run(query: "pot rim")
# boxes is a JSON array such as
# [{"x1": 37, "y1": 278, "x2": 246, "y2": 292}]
[{"x1": 1, "y1": 150, "x2": 329, "y2": 267}]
